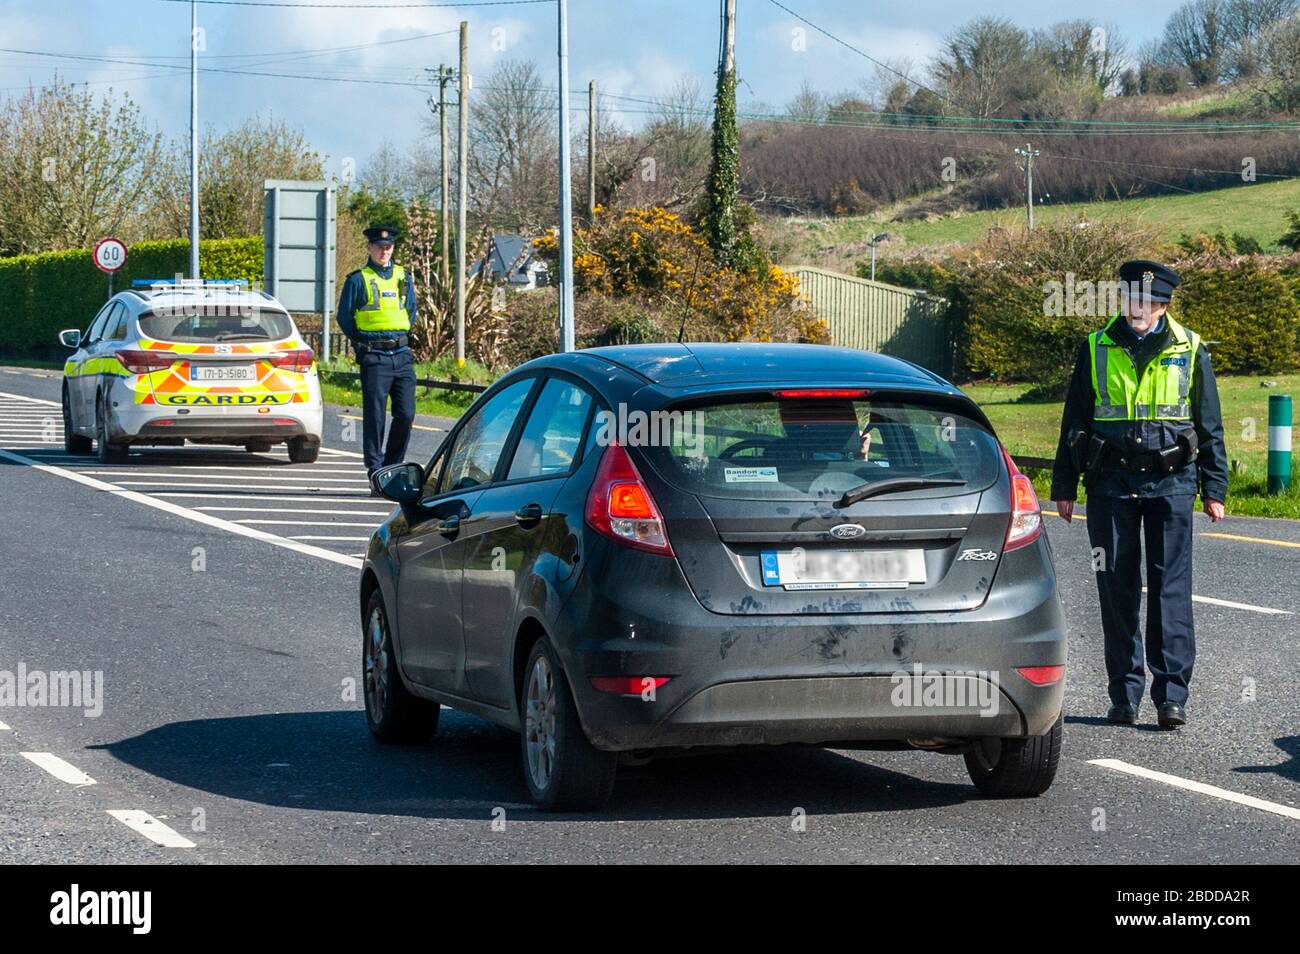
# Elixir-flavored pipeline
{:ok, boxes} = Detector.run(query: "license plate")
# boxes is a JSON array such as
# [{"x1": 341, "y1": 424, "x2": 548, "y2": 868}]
[
  {"x1": 190, "y1": 364, "x2": 256, "y2": 383},
  {"x1": 760, "y1": 548, "x2": 925, "y2": 590}
]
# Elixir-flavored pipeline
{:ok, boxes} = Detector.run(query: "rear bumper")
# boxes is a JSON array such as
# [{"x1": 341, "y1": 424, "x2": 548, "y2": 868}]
[
  {"x1": 553, "y1": 537, "x2": 1067, "y2": 752},
  {"x1": 105, "y1": 379, "x2": 323, "y2": 444}
]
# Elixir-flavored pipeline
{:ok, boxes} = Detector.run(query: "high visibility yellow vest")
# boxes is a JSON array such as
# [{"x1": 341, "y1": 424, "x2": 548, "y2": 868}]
[
  {"x1": 355, "y1": 265, "x2": 411, "y2": 333},
  {"x1": 1088, "y1": 315, "x2": 1200, "y2": 422}
]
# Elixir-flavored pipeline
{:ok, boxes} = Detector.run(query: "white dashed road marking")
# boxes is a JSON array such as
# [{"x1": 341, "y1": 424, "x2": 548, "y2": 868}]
[
  {"x1": 106, "y1": 810, "x2": 197, "y2": 849},
  {"x1": 22, "y1": 752, "x2": 96, "y2": 786},
  {"x1": 1140, "y1": 586, "x2": 1291, "y2": 616},
  {"x1": 1089, "y1": 758, "x2": 1300, "y2": 822}
]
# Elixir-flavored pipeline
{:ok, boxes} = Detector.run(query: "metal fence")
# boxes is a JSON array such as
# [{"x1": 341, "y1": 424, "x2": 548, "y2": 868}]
[{"x1": 787, "y1": 266, "x2": 952, "y2": 376}]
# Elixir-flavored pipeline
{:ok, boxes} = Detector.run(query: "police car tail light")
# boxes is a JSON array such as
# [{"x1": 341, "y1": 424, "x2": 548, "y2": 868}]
[
  {"x1": 585, "y1": 443, "x2": 673, "y2": 556},
  {"x1": 1000, "y1": 446, "x2": 1042, "y2": 551},
  {"x1": 116, "y1": 350, "x2": 178, "y2": 374},
  {"x1": 267, "y1": 348, "x2": 314, "y2": 373}
]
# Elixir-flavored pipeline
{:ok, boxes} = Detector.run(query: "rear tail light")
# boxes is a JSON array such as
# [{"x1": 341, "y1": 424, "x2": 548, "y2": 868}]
[
  {"x1": 1016, "y1": 665, "x2": 1064, "y2": 686},
  {"x1": 585, "y1": 443, "x2": 673, "y2": 555},
  {"x1": 1000, "y1": 446, "x2": 1042, "y2": 551},
  {"x1": 116, "y1": 350, "x2": 179, "y2": 374},
  {"x1": 590, "y1": 676, "x2": 671, "y2": 696},
  {"x1": 267, "y1": 348, "x2": 314, "y2": 373}
]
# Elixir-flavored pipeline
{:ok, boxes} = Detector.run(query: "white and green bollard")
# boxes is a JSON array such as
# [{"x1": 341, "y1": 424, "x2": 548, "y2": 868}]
[{"x1": 1268, "y1": 394, "x2": 1292, "y2": 495}]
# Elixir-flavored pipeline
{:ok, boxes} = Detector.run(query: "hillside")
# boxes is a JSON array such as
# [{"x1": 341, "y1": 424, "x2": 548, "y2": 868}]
[{"x1": 771, "y1": 178, "x2": 1300, "y2": 273}]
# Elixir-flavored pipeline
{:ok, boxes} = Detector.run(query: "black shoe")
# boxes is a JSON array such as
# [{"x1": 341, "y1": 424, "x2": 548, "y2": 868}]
[
  {"x1": 1156, "y1": 703, "x2": 1186, "y2": 729},
  {"x1": 1107, "y1": 703, "x2": 1138, "y2": 725}
]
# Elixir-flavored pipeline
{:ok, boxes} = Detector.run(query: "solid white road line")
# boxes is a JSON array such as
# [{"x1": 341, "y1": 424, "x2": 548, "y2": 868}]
[
  {"x1": 21, "y1": 752, "x2": 96, "y2": 786},
  {"x1": 238, "y1": 519, "x2": 380, "y2": 527},
  {"x1": 155, "y1": 492, "x2": 381, "y2": 503},
  {"x1": 0, "y1": 447, "x2": 363, "y2": 570},
  {"x1": 0, "y1": 720, "x2": 10, "y2": 731},
  {"x1": 112, "y1": 481, "x2": 371, "y2": 493},
  {"x1": 1139, "y1": 586, "x2": 1291, "y2": 616},
  {"x1": 291, "y1": 535, "x2": 372, "y2": 541},
  {"x1": 106, "y1": 810, "x2": 197, "y2": 849},
  {"x1": 77, "y1": 470, "x2": 368, "y2": 484},
  {"x1": 0, "y1": 391, "x2": 59, "y2": 406},
  {"x1": 197, "y1": 506, "x2": 392, "y2": 516},
  {"x1": 1089, "y1": 758, "x2": 1300, "y2": 822}
]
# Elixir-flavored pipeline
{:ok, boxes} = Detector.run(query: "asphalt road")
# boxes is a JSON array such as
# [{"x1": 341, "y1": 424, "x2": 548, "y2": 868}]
[{"x1": 1, "y1": 364, "x2": 1297, "y2": 864}]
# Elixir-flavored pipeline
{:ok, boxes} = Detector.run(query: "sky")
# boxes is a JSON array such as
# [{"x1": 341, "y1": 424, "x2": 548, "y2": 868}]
[{"x1": 0, "y1": 0, "x2": 1191, "y2": 185}]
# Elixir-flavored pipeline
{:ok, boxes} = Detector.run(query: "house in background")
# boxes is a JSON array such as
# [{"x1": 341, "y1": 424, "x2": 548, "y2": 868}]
[{"x1": 470, "y1": 234, "x2": 551, "y2": 290}]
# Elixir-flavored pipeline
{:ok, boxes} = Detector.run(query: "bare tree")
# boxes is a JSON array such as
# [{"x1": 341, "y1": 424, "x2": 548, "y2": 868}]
[
  {"x1": 468, "y1": 58, "x2": 557, "y2": 232},
  {"x1": 151, "y1": 113, "x2": 322, "y2": 240},
  {"x1": 931, "y1": 17, "x2": 1035, "y2": 118},
  {"x1": 0, "y1": 79, "x2": 162, "y2": 255},
  {"x1": 1163, "y1": 0, "x2": 1230, "y2": 85}
]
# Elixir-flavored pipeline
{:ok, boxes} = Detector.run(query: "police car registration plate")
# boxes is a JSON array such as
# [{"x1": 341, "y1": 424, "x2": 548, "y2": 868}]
[
  {"x1": 760, "y1": 548, "x2": 926, "y2": 590},
  {"x1": 190, "y1": 364, "x2": 256, "y2": 383}
]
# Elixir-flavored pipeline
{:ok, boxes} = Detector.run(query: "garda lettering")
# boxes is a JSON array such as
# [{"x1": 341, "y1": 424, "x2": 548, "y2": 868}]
[{"x1": 160, "y1": 393, "x2": 291, "y2": 405}]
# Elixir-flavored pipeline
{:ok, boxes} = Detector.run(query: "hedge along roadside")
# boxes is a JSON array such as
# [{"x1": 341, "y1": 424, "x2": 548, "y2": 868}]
[
  {"x1": 0, "y1": 236, "x2": 262, "y2": 360},
  {"x1": 874, "y1": 250, "x2": 1300, "y2": 383}
]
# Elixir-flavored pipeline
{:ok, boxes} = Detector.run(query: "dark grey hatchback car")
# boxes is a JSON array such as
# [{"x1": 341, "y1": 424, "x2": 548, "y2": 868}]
[{"x1": 359, "y1": 343, "x2": 1067, "y2": 811}]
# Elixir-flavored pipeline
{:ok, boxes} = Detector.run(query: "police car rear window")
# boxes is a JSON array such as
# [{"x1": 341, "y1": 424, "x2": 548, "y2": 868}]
[{"x1": 138, "y1": 308, "x2": 295, "y2": 343}]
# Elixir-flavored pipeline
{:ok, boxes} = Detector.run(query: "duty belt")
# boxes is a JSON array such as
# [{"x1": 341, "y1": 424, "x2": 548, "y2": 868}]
[
  {"x1": 1099, "y1": 433, "x2": 1198, "y2": 475},
  {"x1": 357, "y1": 334, "x2": 408, "y2": 352}
]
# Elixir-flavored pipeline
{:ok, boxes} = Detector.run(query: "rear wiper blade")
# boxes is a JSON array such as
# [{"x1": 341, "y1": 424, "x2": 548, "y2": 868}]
[{"x1": 837, "y1": 477, "x2": 967, "y2": 508}]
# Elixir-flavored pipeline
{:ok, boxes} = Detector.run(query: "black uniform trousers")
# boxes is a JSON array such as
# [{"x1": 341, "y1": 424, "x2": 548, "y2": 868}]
[
  {"x1": 358, "y1": 349, "x2": 416, "y2": 475},
  {"x1": 1086, "y1": 493, "x2": 1196, "y2": 709}
]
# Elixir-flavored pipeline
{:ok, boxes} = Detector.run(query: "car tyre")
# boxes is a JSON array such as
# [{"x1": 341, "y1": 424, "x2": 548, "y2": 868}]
[
  {"x1": 362, "y1": 589, "x2": 439, "y2": 743},
  {"x1": 520, "y1": 638, "x2": 617, "y2": 812},
  {"x1": 95, "y1": 394, "x2": 128, "y2": 464},
  {"x1": 63, "y1": 387, "x2": 92, "y2": 455},
  {"x1": 287, "y1": 436, "x2": 319, "y2": 464},
  {"x1": 964, "y1": 714, "x2": 1062, "y2": 797}
]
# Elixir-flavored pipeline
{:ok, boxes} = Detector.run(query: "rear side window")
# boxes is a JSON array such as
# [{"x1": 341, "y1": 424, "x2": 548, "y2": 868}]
[
  {"x1": 438, "y1": 379, "x2": 534, "y2": 493},
  {"x1": 138, "y1": 305, "x2": 294, "y2": 343},
  {"x1": 506, "y1": 379, "x2": 593, "y2": 480},
  {"x1": 644, "y1": 395, "x2": 1001, "y2": 501}
]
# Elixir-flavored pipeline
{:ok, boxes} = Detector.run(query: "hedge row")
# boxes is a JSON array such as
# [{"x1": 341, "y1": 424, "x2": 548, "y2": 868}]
[
  {"x1": 0, "y1": 237, "x2": 262, "y2": 359},
  {"x1": 874, "y1": 253, "x2": 1300, "y2": 382}
]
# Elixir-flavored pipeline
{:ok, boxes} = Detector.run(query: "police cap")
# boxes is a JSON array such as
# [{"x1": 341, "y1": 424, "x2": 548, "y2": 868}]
[{"x1": 1119, "y1": 259, "x2": 1180, "y2": 303}]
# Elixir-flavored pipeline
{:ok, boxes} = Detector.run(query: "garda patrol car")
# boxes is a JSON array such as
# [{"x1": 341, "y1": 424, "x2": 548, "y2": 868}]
[{"x1": 58, "y1": 280, "x2": 324, "y2": 463}]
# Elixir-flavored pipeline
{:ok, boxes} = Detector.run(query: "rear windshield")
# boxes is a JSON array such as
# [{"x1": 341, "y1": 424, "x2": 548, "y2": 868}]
[
  {"x1": 138, "y1": 308, "x2": 295, "y2": 343},
  {"x1": 643, "y1": 396, "x2": 1002, "y2": 501}
]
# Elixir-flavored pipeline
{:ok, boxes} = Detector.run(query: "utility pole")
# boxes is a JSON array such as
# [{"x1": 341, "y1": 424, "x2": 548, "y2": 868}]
[
  {"x1": 189, "y1": 0, "x2": 200, "y2": 279},
  {"x1": 455, "y1": 22, "x2": 468, "y2": 367},
  {"x1": 587, "y1": 80, "x2": 597, "y2": 222},
  {"x1": 557, "y1": 0, "x2": 576, "y2": 352},
  {"x1": 1014, "y1": 143, "x2": 1040, "y2": 231},
  {"x1": 437, "y1": 64, "x2": 452, "y2": 287}
]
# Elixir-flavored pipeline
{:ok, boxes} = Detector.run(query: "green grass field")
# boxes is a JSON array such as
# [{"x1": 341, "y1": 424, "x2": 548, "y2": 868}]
[
  {"x1": 780, "y1": 178, "x2": 1300, "y2": 262},
  {"x1": 964, "y1": 373, "x2": 1300, "y2": 518}
]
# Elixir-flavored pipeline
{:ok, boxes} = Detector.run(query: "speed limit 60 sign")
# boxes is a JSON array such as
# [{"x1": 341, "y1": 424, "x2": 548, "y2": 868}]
[{"x1": 93, "y1": 237, "x2": 128, "y2": 274}]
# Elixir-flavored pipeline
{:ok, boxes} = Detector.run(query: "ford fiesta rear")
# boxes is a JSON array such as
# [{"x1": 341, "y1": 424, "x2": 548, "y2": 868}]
[{"x1": 560, "y1": 385, "x2": 1067, "y2": 797}]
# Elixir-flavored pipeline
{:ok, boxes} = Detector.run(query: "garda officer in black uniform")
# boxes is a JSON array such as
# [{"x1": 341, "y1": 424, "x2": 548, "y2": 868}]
[
  {"x1": 1051, "y1": 261, "x2": 1228, "y2": 729},
  {"x1": 336, "y1": 225, "x2": 418, "y2": 491}
]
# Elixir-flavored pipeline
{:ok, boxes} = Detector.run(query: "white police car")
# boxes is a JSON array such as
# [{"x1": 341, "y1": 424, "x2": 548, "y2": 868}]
[{"x1": 59, "y1": 280, "x2": 324, "y2": 463}]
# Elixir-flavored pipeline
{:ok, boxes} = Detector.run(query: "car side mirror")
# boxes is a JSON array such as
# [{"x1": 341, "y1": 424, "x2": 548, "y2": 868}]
[
  {"x1": 58, "y1": 329, "x2": 81, "y2": 349},
  {"x1": 371, "y1": 462, "x2": 424, "y2": 503}
]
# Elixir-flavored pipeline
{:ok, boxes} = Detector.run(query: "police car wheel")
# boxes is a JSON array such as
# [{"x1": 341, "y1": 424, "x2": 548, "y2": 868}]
[
  {"x1": 964, "y1": 714, "x2": 1062, "y2": 797},
  {"x1": 95, "y1": 395, "x2": 127, "y2": 464},
  {"x1": 362, "y1": 589, "x2": 439, "y2": 744},
  {"x1": 287, "y1": 437, "x2": 319, "y2": 464},
  {"x1": 519, "y1": 638, "x2": 617, "y2": 812},
  {"x1": 62, "y1": 387, "x2": 92, "y2": 455}
]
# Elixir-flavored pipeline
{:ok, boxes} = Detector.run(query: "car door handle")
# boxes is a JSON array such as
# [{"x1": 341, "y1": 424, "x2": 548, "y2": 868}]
[
  {"x1": 436, "y1": 515, "x2": 460, "y2": 537},
  {"x1": 514, "y1": 503, "x2": 544, "y2": 527}
]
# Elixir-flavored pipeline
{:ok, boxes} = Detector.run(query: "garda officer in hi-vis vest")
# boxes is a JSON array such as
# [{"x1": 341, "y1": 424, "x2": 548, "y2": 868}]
[
  {"x1": 337, "y1": 225, "x2": 418, "y2": 490},
  {"x1": 1052, "y1": 260, "x2": 1228, "y2": 729}
]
